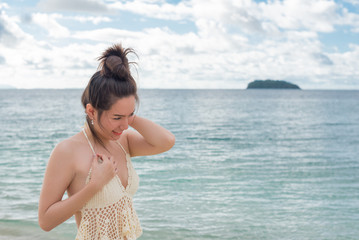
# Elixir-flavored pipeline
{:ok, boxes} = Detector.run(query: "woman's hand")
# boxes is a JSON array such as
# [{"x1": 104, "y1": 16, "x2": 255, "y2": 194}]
[{"x1": 88, "y1": 153, "x2": 118, "y2": 191}]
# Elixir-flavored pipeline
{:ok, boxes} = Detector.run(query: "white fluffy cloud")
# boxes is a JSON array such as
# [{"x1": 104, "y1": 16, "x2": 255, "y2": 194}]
[
  {"x1": 69, "y1": 16, "x2": 111, "y2": 25},
  {"x1": 258, "y1": 0, "x2": 338, "y2": 32},
  {"x1": 109, "y1": 0, "x2": 192, "y2": 20},
  {"x1": 0, "y1": 5, "x2": 33, "y2": 47},
  {"x1": 37, "y1": 0, "x2": 109, "y2": 13},
  {"x1": 31, "y1": 13, "x2": 70, "y2": 38},
  {"x1": 0, "y1": 0, "x2": 359, "y2": 89},
  {"x1": 0, "y1": 6, "x2": 99, "y2": 88}
]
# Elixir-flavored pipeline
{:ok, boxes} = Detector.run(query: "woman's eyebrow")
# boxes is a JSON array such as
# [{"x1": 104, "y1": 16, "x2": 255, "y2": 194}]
[{"x1": 113, "y1": 110, "x2": 135, "y2": 117}]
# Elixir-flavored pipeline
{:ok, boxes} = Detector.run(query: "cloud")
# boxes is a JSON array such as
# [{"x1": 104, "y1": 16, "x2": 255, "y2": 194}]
[
  {"x1": 260, "y1": 0, "x2": 339, "y2": 33},
  {"x1": 1, "y1": 0, "x2": 359, "y2": 89},
  {"x1": 312, "y1": 53, "x2": 334, "y2": 65},
  {"x1": 0, "y1": 5, "x2": 100, "y2": 88},
  {"x1": 31, "y1": 13, "x2": 70, "y2": 38},
  {"x1": 339, "y1": 7, "x2": 359, "y2": 32},
  {"x1": 70, "y1": 24, "x2": 347, "y2": 89},
  {"x1": 109, "y1": 0, "x2": 192, "y2": 20},
  {"x1": 0, "y1": 9, "x2": 18, "y2": 46},
  {"x1": 110, "y1": 0, "x2": 342, "y2": 34},
  {"x1": 29, "y1": 13, "x2": 112, "y2": 39},
  {"x1": 1, "y1": 41, "x2": 103, "y2": 88},
  {"x1": 69, "y1": 16, "x2": 111, "y2": 25},
  {"x1": 0, "y1": 3, "x2": 9, "y2": 9},
  {"x1": 37, "y1": 0, "x2": 109, "y2": 13},
  {"x1": 0, "y1": 6, "x2": 32, "y2": 47},
  {"x1": 72, "y1": 27, "x2": 145, "y2": 43},
  {"x1": 0, "y1": 55, "x2": 5, "y2": 64}
]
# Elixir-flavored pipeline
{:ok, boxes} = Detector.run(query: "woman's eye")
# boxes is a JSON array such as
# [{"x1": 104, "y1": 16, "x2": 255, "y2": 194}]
[{"x1": 114, "y1": 117, "x2": 121, "y2": 120}]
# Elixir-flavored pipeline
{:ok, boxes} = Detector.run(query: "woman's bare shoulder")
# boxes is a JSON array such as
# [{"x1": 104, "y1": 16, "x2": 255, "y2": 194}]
[{"x1": 50, "y1": 132, "x2": 87, "y2": 161}]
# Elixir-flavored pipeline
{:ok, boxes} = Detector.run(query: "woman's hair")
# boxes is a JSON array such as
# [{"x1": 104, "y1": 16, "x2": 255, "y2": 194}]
[{"x1": 81, "y1": 44, "x2": 138, "y2": 147}]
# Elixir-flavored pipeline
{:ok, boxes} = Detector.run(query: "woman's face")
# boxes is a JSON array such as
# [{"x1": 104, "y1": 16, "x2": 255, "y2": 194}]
[{"x1": 95, "y1": 95, "x2": 136, "y2": 141}]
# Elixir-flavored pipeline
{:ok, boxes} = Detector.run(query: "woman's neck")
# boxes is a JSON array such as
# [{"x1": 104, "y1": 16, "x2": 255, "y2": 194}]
[{"x1": 84, "y1": 123, "x2": 112, "y2": 152}]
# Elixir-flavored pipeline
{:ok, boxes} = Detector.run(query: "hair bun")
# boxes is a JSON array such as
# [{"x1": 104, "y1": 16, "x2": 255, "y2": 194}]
[
  {"x1": 98, "y1": 44, "x2": 135, "y2": 80},
  {"x1": 104, "y1": 55, "x2": 129, "y2": 79}
]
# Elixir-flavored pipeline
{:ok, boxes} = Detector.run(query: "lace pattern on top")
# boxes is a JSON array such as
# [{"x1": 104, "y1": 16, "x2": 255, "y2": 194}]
[{"x1": 75, "y1": 129, "x2": 142, "y2": 240}]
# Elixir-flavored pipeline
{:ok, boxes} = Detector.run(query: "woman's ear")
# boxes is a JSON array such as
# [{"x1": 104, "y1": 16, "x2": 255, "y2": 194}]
[{"x1": 85, "y1": 103, "x2": 96, "y2": 120}]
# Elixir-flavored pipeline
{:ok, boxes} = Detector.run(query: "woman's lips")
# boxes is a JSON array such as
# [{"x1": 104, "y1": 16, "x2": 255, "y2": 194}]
[{"x1": 112, "y1": 130, "x2": 122, "y2": 136}]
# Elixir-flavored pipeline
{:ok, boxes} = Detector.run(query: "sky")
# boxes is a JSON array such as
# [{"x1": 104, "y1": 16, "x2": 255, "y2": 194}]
[{"x1": 0, "y1": 0, "x2": 359, "y2": 89}]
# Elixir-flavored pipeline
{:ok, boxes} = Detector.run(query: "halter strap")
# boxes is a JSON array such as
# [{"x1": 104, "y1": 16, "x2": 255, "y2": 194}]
[
  {"x1": 116, "y1": 141, "x2": 128, "y2": 155},
  {"x1": 82, "y1": 128, "x2": 96, "y2": 156},
  {"x1": 82, "y1": 128, "x2": 128, "y2": 155}
]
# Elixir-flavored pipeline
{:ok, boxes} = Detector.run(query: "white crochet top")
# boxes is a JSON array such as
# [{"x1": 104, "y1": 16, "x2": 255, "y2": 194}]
[{"x1": 76, "y1": 129, "x2": 142, "y2": 240}]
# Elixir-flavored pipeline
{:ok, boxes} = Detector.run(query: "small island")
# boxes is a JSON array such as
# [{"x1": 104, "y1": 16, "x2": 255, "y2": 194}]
[{"x1": 247, "y1": 80, "x2": 301, "y2": 89}]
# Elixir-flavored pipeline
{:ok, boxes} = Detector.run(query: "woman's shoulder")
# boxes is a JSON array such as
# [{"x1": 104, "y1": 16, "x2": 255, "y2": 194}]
[
  {"x1": 51, "y1": 132, "x2": 87, "y2": 158},
  {"x1": 47, "y1": 131, "x2": 93, "y2": 180}
]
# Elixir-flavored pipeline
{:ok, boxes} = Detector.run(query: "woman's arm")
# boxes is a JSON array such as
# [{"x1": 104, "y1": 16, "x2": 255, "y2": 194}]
[
  {"x1": 38, "y1": 141, "x2": 116, "y2": 231},
  {"x1": 126, "y1": 115, "x2": 175, "y2": 157}
]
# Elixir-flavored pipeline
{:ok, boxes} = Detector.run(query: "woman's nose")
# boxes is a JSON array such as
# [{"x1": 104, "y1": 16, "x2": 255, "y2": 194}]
[{"x1": 120, "y1": 118, "x2": 129, "y2": 131}]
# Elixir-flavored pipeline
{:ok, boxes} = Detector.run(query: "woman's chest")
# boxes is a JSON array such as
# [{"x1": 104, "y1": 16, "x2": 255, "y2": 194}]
[{"x1": 67, "y1": 148, "x2": 128, "y2": 196}]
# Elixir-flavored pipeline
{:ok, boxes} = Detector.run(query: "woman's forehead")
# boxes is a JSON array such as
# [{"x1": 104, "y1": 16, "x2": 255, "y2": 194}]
[{"x1": 109, "y1": 95, "x2": 136, "y2": 113}]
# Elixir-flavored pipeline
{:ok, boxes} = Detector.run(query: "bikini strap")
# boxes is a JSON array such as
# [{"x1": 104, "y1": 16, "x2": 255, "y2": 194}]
[
  {"x1": 116, "y1": 141, "x2": 128, "y2": 155},
  {"x1": 83, "y1": 127, "x2": 127, "y2": 156},
  {"x1": 82, "y1": 128, "x2": 96, "y2": 156},
  {"x1": 82, "y1": 128, "x2": 95, "y2": 182}
]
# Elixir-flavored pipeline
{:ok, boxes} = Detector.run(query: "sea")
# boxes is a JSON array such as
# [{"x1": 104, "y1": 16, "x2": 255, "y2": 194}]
[{"x1": 0, "y1": 89, "x2": 358, "y2": 240}]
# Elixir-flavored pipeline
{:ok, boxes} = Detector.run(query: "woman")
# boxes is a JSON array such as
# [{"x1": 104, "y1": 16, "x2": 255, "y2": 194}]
[{"x1": 38, "y1": 44, "x2": 175, "y2": 240}]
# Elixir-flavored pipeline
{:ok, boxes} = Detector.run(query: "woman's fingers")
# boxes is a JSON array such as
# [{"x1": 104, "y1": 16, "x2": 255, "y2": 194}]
[
  {"x1": 89, "y1": 153, "x2": 122, "y2": 191},
  {"x1": 113, "y1": 159, "x2": 118, "y2": 173},
  {"x1": 97, "y1": 153, "x2": 112, "y2": 161},
  {"x1": 95, "y1": 154, "x2": 116, "y2": 173},
  {"x1": 91, "y1": 154, "x2": 99, "y2": 166}
]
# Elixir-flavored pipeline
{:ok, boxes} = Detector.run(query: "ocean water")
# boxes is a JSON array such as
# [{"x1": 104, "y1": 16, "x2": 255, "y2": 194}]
[{"x1": 0, "y1": 89, "x2": 358, "y2": 240}]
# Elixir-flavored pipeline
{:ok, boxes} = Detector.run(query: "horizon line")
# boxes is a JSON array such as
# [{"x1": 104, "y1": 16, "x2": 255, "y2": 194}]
[{"x1": 1, "y1": 87, "x2": 359, "y2": 91}]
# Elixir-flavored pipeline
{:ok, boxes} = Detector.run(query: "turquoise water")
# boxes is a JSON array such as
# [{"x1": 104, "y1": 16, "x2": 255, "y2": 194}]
[{"x1": 0, "y1": 89, "x2": 358, "y2": 239}]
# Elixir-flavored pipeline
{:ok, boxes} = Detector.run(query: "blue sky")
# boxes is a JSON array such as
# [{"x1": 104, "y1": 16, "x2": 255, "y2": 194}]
[{"x1": 0, "y1": 0, "x2": 358, "y2": 89}]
